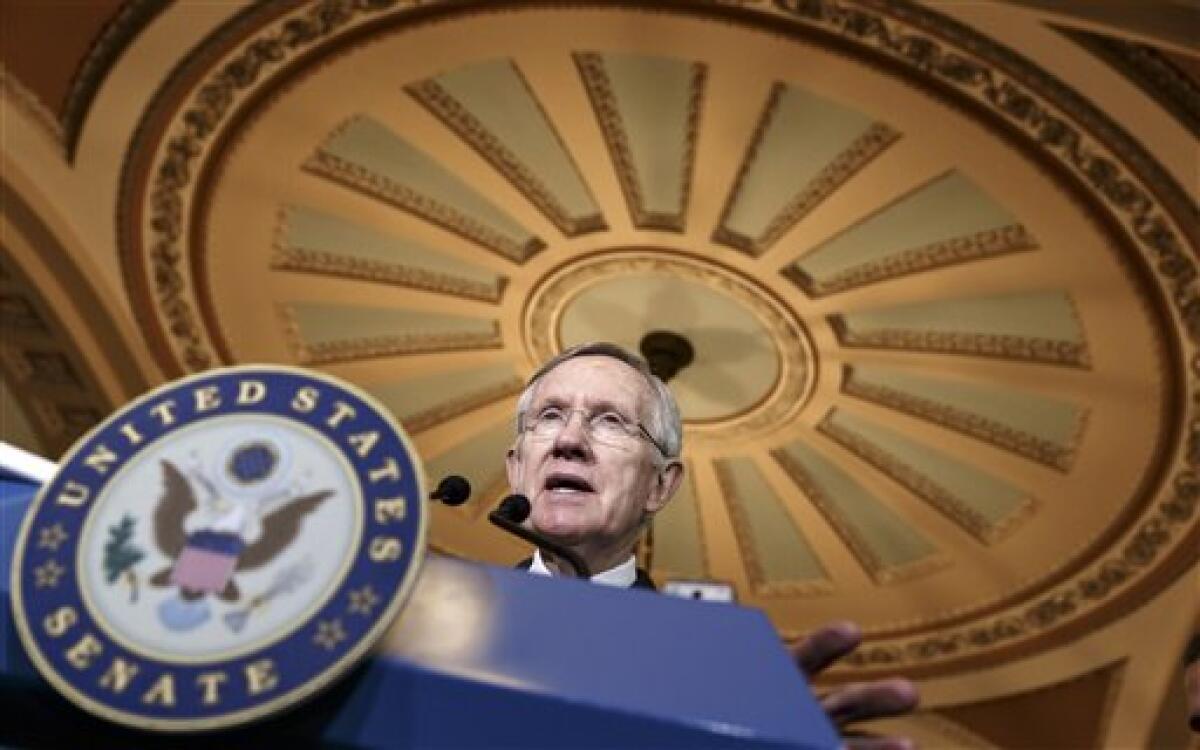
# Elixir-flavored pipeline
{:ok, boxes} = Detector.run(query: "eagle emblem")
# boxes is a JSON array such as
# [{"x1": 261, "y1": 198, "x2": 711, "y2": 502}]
[
  {"x1": 11, "y1": 366, "x2": 427, "y2": 732},
  {"x1": 145, "y1": 441, "x2": 333, "y2": 632}
]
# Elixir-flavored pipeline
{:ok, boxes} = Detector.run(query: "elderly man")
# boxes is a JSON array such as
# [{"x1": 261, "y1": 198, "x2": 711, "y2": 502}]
[{"x1": 505, "y1": 341, "x2": 918, "y2": 748}]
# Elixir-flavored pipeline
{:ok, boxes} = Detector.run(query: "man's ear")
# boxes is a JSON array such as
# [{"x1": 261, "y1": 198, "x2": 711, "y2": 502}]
[
  {"x1": 504, "y1": 445, "x2": 520, "y2": 491},
  {"x1": 646, "y1": 460, "x2": 684, "y2": 514}
]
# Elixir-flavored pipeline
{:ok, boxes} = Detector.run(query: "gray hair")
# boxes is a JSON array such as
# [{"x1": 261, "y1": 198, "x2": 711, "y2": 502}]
[{"x1": 515, "y1": 342, "x2": 683, "y2": 459}]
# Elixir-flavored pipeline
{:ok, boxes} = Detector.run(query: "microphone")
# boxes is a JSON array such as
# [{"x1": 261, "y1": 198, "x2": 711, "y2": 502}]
[
  {"x1": 488, "y1": 494, "x2": 592, "y2": 579},
  {"x1": 430, "y1": 475, "x2": 471, "y2": 506},
  {"x1": 496, "y1": 493, "x2": 531, "y2": 522}
]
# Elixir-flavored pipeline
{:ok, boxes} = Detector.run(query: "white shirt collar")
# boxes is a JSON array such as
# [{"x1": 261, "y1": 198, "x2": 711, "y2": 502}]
[{"x1": 529, "y1": 549, "x2": 638, "y2": 588}]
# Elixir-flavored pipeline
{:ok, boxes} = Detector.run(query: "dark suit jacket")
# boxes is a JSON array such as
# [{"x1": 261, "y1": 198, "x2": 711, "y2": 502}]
[{"x1": 516, "y1": 556, "x2": 656, "y2": 590}]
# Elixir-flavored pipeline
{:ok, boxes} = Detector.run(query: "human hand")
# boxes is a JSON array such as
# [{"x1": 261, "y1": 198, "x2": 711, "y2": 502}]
[{"x1": 793, "y1": 621, "x2": 919, "y2": 750}]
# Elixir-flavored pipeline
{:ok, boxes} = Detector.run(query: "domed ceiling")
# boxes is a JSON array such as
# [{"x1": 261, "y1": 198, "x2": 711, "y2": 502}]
[{"x1": 2, "y1": 1, "x2": 1197, "y2": 740}]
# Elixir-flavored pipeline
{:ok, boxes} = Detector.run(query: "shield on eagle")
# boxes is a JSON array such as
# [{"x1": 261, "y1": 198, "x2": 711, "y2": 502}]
[{"x1": 147, "y1": 444, "x2": 333, "y2": 627}]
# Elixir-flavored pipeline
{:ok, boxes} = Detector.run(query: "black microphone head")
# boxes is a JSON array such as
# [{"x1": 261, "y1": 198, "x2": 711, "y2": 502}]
[
  {"x1": 497, "y1": 493, "x2": 531, "y2": 523},
  {"x1": 430, "y1": 475, "x2": 471, "y2": 506}
]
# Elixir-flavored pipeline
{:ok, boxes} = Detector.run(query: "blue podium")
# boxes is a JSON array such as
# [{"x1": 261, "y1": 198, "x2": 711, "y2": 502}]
[{"x1": 2, "y1": 473, "x2": 837, "y2": 748}]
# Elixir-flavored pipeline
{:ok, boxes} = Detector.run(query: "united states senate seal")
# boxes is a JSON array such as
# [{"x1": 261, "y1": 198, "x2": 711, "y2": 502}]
[{"x1": 10, "y1": 365, "x2": 427, "y2": 732}]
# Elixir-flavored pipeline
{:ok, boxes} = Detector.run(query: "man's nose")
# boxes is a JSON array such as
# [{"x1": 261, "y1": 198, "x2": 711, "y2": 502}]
[{"x1": 551, "y1": 410, "x2": 592, "y2": 456}]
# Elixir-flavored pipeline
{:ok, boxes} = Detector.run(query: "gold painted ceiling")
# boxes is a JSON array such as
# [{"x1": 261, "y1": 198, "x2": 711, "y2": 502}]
[{"x1": 2, "y1": 1, "x2": 1198, "y2": 747}]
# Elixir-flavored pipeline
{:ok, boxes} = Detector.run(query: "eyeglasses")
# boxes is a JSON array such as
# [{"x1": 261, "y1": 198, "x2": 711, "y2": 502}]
[{"x1": 522, "y1": 406, "x2": 666, "y2": 456}]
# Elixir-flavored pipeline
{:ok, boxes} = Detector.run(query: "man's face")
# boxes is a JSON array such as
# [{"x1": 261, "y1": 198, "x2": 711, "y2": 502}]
[{"x1": 505, "y1": 356, "x2": 681, "y2": 553}]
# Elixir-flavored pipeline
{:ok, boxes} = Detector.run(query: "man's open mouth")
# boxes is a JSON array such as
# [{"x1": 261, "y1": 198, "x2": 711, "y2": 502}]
[{"x1": 544, "y1": 473, "x2": 595, "y2": 495}]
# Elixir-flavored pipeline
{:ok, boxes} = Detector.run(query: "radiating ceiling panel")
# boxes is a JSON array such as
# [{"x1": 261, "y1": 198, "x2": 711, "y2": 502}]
[
  {"x1": 784, "y1": 171, "x2": 1035, "y2": 296},
  {"x1": 715, "y1": 83, "x2": 899, "y2": 255},
  {"x1": 281, "y1": 302, "x2": 500, "y2": 364},
  {"x1": 772, "y1": 439, "x2": 944, "y2": 583},
  {"x1": 830, "y1": 291, "x2": 1089, "y2": 366},
  {"x1": 844, "y1": 364, "x2": 1087, "y2": 470},
  {"x1": 408, "y1": 60, "x2": 604, "y2": 236},
  {"x1": 366, "y1": 363, "x2": 523, "y2": 434},
  {"x1": 713, "y1": 456, "x2": 829, "y2": 594},
  {"x1": 575, "y1": 52, "x2": 703, "y2": 230},
  {"x1": 651, "y1": 462, "x2": 707, "y2": 580},
  {"x1": 819, "y1": 408, "x2": 1036, "y2": 544},
  {"x1": 273, "y1": 205, "x2": 507, "y2": 302},
  {"x1": 305, "y1": 115, "x2": 543, "y2": 262},
  {"x1": 423, "y1": 420, "x2": 514, "y2": 516}
]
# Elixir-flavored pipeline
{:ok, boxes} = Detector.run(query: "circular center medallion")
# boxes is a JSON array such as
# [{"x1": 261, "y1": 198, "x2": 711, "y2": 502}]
[{"x1": 524, "y1": 249, "x2": 816, "y2": 442}]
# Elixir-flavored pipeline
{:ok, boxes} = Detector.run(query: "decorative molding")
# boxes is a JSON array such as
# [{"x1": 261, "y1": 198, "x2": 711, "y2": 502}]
[
  {"x1": 1055, "y1": 26, "x2": 1200, "y2": 138},
  {"x1": 840, "y1": 460, "x2": 1197, "y2": 671},
  {"x1": 21, "y1": 351, "x2": 83, "y2": 387},
  {"x1": 679, "y1": 60, "x2": 705, "y2": 236},
  {"x1": 31, "y1": 398, "x2": 102, "y2": 440},
  {"x1": 818, "y1": 410, "x2": 1038, "y2": 545},
  {"x1": 304, "y1": 145, "x2": 543, "y2": 264},
  {"x1": 400, "y1": 376, "x2": 523, "y2": 434},
  {"x1": 125, "y1": 0, "x2": 1198, "y2": 398},
  {"x1": 278, "y1": 305, "x2": 502, "y2": 365},
  {"x1": 295, "y1": 330, "x2": 503, "y2": 365},
  {"x1": 60, "y1": 0, "x2": 171, "y2": 162},
  {"x1": 0, "y1": 345, "x2": 33, "y2": 382},
  {"x1": 779, "y1": 0, "x2": 1200, "y2": 249},
  {"x1": 785, "y1": 223, "x2": 1037, "y2": 297},
  {"x1": 712, "y1": 458, "x2": 833, "y2": 597},
  {"x1": 0, "y1": 187, "x2": 137, "y2": 459},
  {"x1": 129, "y1": 0, "x2": 406, "y2": 373},
  {"x1": 711, "y1": 81, "x2": 783, "y2": 253},
  {"x1": 0, "y1": 346, "x2": 90, "y2": 392},
  {"x1": 842, "y1": 366, "x2": 1083, "y2": 472},
  {"x1": 829, "y1": 314, "x2": 1092, "y2": 368},
  {"x1": 271, "y1": 245, "x2": 506, "y2": 303},
  {"x1": 0, "y1": 293, "x2": 50, "y2": 333},
  {"x1": 406, "y1": 70, "x2": 606, "y2": 237},
  {"x1": 755, "y1": 120, "x2": 900, "y2": 250},
  {"x1": 56, "y1": 404, "x2": 105, "y2": 435},
  {"x1": 714, "y1": 95, "x2": 899, "y2": 256},
  {"x1": 0, "y1": 344, "x2": 101, "y2": 454},
  {"x1": 573, "y1": 52, "x2": 705, "y2": 232},
  {"x1": 771, "y1": 447, "x2": 950, "y2": 585},
  {"x1": 523, "y1": 250, "x2": 814, "y2": 442}
]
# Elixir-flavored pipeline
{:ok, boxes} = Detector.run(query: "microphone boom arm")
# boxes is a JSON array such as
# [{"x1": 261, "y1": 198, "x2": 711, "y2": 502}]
[{"x1": 488, "y1": 496, "x2": 592, "y2": 579}]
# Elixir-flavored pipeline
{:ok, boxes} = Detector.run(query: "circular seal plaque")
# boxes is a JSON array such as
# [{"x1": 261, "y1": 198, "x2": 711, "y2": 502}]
[{"x1": 10, "y1": 366, "x2": 427, "y2": 731}]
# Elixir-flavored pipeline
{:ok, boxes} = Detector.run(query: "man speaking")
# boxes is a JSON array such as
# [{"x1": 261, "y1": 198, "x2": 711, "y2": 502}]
[{"x1": 504, "y1": 342, "x2": 919, "y2": 749}]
